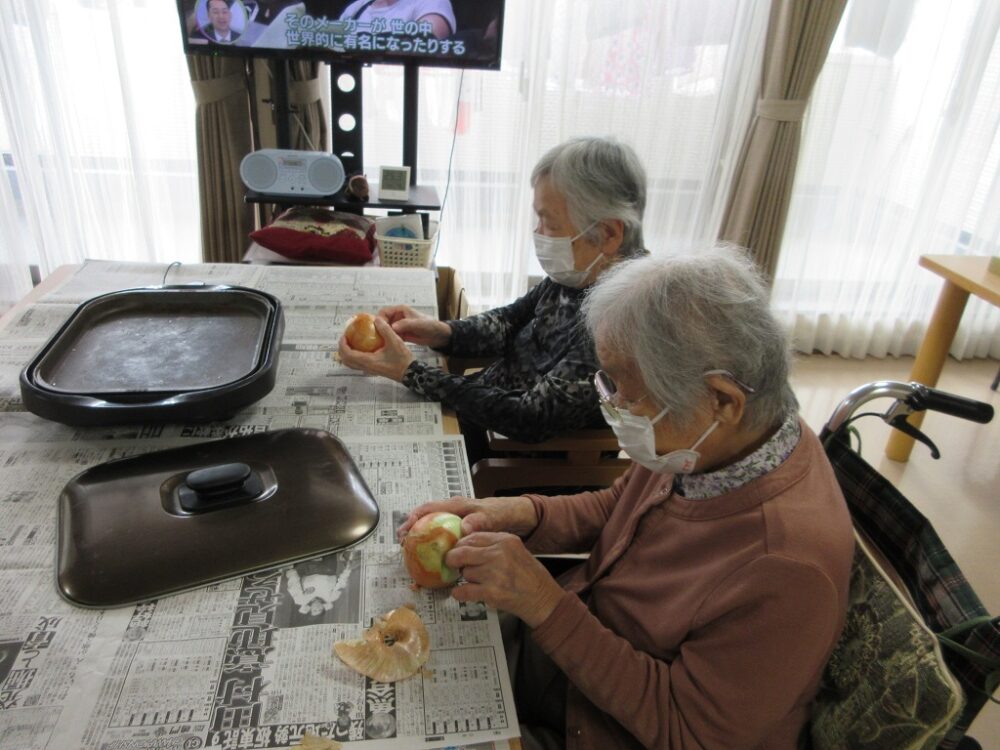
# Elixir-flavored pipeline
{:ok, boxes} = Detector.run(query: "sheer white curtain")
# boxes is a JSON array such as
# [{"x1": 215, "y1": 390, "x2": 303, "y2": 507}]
[
  {"x1": 361, "y1": 0, "x2": 771, "y2": 309},
  {"x1": 0, "y1": 0, "x2": 199, "y2": 313},
  {"x1": 775, "y1": 0, "x2": 1000, "y2": 360}
]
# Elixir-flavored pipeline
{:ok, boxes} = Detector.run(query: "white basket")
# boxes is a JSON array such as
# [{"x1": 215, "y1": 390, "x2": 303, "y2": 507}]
[{"x1": 376, "y1": 220, "x2": 437, "y2": 268}]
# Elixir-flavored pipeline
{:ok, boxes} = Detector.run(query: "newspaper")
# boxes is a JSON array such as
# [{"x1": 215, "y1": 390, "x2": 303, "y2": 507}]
[{"x1": 0, "y1": 261, "x2": 520, "y2": 750}]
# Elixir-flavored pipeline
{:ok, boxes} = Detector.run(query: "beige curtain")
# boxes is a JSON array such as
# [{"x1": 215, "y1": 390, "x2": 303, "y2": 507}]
[
  {"x1": 287, "y1": 61, "x2": 328, "y2": 152},
  {"x1": 719, "y1": 0, "x2": 847, "y2": 280},
  {"x1": 187, "y1": 56, "x2": 255, "y2": 263}
]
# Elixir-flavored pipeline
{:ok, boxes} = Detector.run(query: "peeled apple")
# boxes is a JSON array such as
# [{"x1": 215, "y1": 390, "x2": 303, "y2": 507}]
[
  {"x1": 402, "y1": 512, "x2": 463, "y2": 589},
  {"x1": 344, "y1": 312, "x2": 384, "y2": 352}
]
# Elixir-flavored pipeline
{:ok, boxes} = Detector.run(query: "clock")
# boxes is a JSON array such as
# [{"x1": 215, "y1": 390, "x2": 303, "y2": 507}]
[{"x1": 378, "y1": 166, "x2": 411, "y2": 201}]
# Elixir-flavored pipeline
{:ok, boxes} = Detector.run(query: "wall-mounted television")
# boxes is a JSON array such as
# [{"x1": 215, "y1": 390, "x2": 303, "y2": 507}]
[{"x1": 177, "y1": 0, "x2": 505, "y2": 70}]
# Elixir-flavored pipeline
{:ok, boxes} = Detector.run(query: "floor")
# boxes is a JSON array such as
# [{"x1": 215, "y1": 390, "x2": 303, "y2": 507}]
[{"x1": 790, "y1": 353, "x2": 1000, "y2": 747}]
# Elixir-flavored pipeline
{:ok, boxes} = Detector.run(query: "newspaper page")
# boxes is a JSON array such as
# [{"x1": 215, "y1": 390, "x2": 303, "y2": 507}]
[{"x1": 0, "y1": 261, "x2": 520, "y2": 750}]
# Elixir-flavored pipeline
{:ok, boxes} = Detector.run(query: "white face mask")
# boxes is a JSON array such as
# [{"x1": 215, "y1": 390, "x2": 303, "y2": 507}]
[
  {"x1": 533, "y1": 222, "x2": 601, "y2": 288},
  {"x1": 601, "y1": 402, "x2": 720, "y2": 474}
]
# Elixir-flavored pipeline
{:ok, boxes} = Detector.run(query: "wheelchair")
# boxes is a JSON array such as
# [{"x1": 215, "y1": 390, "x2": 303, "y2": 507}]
[{"x1": 813, "y1": 380, "x2": 998, "y2": 750}]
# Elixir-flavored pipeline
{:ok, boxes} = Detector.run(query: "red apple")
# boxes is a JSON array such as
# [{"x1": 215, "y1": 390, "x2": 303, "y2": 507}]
[
  {"x1": 402, "y1": 512, "x2": 463, "y2": 589},
  {"x1": 345, "y1": 312, "x2": 384, "y2": 352}
]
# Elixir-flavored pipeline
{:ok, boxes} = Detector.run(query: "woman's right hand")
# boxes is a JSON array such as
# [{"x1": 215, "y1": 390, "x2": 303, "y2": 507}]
[
  {"x1": 377, "y1": 305, "x2": 452, "y2": 349},
  {"x1": 396, "y1": 495, "x2": 538, "y2": 542}
]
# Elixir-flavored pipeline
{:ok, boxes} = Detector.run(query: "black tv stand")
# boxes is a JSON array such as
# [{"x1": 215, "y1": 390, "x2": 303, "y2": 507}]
[
  {"x1": 244, "y1": 184, "x2": 439, "y2": 211},
  {"x1": 249, "y1": 61, "x2": 437, "y2": 226}
]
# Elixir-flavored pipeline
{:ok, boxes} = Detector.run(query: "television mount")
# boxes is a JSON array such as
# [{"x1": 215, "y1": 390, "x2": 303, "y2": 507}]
[{"x1": 268, "y1": 59, "x2": 420, "y2": 188}]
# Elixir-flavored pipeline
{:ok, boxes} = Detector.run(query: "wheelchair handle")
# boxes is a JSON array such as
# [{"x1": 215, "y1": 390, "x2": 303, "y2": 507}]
[
  {"x1": 823, "y1": 380, "x2": 994, "y2": 435},
  {"x1": 916, "y1": 384, "x2": 994, "y2": 424}
]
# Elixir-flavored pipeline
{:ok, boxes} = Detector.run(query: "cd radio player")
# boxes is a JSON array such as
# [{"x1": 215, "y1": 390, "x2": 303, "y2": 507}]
[{"x1": 239, "y1": 149, "x2": 346, "y2": 198}]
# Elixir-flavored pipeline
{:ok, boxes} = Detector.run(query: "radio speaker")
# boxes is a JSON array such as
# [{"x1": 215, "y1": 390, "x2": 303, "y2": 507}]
[
  {"x1": 240, "y1": 153, "x2": 278, "y2": 192},
  {"x1": 239, "y1": 149, "x2": 345, "y2": 198},
  {"x1": 308, "y1": 157, "x2": 345, "y2": 195}
]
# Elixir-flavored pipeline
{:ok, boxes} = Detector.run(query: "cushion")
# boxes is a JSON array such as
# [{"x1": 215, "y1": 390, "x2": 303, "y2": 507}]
[
  {"x1": 810, "y1": 532, "x2": 964, "y2": 750},
  {"x1": 250, "y1": 207, "x2": 375, "y2": 264}
]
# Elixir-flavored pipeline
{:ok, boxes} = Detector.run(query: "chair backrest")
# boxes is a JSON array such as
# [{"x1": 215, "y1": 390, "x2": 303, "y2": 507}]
[
  {"x1": 810, "y1": 531, "x2": 964, "y2": 750},
  {"x1": 470, "y1": 428, "x2": 629, "y2": 498},
  {"x1": 435, "y1": 265, "x2": 468, "y2": 322}
]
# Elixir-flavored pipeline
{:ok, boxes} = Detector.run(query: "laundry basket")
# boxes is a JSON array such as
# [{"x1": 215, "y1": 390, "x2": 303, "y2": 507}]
[{"x1": 376, "y1": 220, "x2": 437, "y2": 268}]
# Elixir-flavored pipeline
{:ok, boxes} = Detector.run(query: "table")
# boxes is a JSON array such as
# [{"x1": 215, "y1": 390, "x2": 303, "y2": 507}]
[
  {"x1": 0, "y1": 260, "x2": 518, "y2": 750},
  {"x1": 885, "y1": 254, "x2": 1000, "y2": 462}
]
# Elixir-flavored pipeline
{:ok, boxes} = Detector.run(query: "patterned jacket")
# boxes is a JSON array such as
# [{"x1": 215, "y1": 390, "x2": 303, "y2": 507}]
[{"x1": 401, "y1": 278, "x2": 602, "y2": 442}]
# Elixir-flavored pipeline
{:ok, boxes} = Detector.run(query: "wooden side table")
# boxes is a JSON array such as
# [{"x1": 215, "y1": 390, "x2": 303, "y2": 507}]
[{"x1": 885, "y1": 255, "x2": 1000, "y2": 462}]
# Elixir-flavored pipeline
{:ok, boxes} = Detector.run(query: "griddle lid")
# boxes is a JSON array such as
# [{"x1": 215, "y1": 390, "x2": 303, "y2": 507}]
[{"x1": 57, "y1": 429, "x2": 380, "y2": 608}]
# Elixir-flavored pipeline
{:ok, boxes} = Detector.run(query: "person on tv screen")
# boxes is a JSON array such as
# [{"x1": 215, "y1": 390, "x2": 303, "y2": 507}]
[
  {"x1": 203, "y1": 0, "x2": 241, "y2": 43},
  {"x1": 338, "y1": 137, "x2": 648, "y2": 464},
  {"x1": 339, "y1": 0, "x2": 456, "y2": 40},
  {"x1": 244, "y1": 0, "x2": 305, "y2": 47}
]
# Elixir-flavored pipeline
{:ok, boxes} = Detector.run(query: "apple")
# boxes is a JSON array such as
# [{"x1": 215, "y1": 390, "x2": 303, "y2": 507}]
[
  {"x1": 402, "y1": 511, "x2": 463, "y2": 589},
  {"x1": 345, "y1": 312, "x2": 384, "y2": 352}
]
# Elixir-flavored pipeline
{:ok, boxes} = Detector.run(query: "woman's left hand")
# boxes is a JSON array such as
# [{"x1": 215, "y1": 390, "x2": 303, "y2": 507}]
[{"x1": 444, "y1": 532, "x2": 564, "y2": 628}]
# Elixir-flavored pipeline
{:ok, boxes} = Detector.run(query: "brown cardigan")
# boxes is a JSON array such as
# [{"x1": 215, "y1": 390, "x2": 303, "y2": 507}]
[{"x1": 524, "y1": 420, "x2": 854, "y2": 749}]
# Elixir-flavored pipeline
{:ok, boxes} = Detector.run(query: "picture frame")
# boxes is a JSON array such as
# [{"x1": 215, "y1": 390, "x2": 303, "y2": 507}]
[{"x1": 378, "y1": 166, "x2": 411, "y2": 201}]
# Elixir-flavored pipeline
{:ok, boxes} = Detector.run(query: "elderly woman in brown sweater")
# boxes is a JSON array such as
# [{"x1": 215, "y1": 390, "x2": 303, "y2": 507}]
[{"x1": 398, "y1": 245, "x2": 855, "y2": 750}]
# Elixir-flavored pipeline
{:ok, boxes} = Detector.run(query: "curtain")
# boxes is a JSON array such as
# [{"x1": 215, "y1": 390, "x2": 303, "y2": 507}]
[
  {"x1": 287, "y1": 62, "x2": 328, "y2": 153},
  {"x1": 0, "y1": 0, "x2": 199, "y2": 312},
  {"x1": 719, "y1": 0, "x2": 848, "y2": 280},
  {"x1": 187, "y1": 56, "x2": 254, "y2": 264},
  {"x1": 359, "y1": 0, "x2": 772, "y2": 310},
  {"x1": 774, "y1": 0, "x2": 1000, "y2": 360}
]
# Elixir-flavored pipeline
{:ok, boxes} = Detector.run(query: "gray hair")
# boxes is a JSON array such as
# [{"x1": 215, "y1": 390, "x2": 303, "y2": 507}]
[
  {"x1": 583, "y1": 245, "x2": 797, "y2": 431},
  {"x1": 531, "y1": 137, "x2": 647, "y2": 258}
]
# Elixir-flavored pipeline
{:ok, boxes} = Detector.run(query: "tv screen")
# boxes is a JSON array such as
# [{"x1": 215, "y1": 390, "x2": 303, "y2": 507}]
[{"x1": 178, "y1": 0, "x2": 505, "y2": 70}]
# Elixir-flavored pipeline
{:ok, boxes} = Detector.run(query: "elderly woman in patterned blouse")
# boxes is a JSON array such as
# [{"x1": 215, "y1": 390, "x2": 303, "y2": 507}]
[
  {"x1": 339, "y1": 136, "x2": 647, "y2": 461},
  {"x1": 397, "y1": 246, "x2": 855, "y2": 749}
]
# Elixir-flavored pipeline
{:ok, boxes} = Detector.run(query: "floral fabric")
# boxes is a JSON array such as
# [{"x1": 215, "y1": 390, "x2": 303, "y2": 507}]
[
  {"x1": 677, "y1": 411, "x2": 800, "y2": 500},
  {"x1": 810, "y1": 534, "x2": 963, "y2": 750}
]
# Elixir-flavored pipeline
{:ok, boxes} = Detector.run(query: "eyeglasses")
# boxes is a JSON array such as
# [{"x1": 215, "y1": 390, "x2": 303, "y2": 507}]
[
  {"x1": 594, "y1": 368, "x2": 756, "y2": 423},
  {"x1": 594, "y1": 370, "x2": 645, "y2": 425},
  {"x1": 703, "y1": 369, "x2": 756, "y2": 394}
]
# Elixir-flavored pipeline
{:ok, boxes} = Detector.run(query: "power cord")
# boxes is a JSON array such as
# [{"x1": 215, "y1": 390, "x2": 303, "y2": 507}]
[
  {"x1": 292, "y1": 112, "x2": 317, "y2": 151},
  {"x1": 431, "y1": 68, "x2": 464, "y2": 265},
  {"x1": 162, "y1": 261, "x2": 182, "y2": 286}
]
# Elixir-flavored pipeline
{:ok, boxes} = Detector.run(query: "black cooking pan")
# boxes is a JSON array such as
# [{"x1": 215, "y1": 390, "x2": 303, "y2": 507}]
[{"x1": 20, "y1": 284, "x2": 284, "y2": 425}]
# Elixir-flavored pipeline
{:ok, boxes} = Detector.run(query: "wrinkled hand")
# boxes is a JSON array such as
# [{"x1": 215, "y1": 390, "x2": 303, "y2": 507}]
[
  {"x1": 378, "y1": 305, "x2": 452, "y2": 349},
  {"x1": 338, "y1": 317, "x2": 414, "y2": 382},
  {"x1": 396, "y1": 495, "x2": 538, "y2": 542},
  {"x1": 445, "y1": 533, "x2": 564, "y2": 627}
]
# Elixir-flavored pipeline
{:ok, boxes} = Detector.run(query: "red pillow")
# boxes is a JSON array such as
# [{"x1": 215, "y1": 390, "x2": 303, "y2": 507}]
[{"x1": 250, "y1": 207, "x2": 376, "y2": 264}]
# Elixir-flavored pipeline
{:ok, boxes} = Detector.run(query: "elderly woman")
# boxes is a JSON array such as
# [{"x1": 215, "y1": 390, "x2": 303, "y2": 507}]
[
  {"x1": 339, "y1": 137, "x2": 647, "y2": 458},
  {"x1": 398, "y1": 246, "x2": 855, "y2": 749}
]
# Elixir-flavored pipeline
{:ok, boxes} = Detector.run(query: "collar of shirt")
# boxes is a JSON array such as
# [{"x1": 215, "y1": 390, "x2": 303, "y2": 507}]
[{"x1": 674, "y1": 411, "x2": 801, "y2": 500}]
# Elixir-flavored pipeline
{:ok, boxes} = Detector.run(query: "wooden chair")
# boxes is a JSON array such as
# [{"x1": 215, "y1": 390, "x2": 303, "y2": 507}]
[{"x1": 471, "y1": 427, "x2": 629, "y2": 498}]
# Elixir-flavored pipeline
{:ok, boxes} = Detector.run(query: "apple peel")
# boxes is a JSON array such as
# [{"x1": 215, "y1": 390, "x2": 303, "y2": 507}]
[{"x1": 333, "y1": 604, "x2": 430, "y2": 683}]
